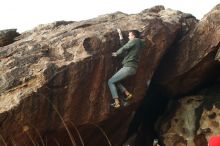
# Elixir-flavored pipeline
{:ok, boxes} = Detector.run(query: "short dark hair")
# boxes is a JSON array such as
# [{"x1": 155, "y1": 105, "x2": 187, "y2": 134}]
[{"x1": 130, "y1": 30, "x2": 140, "y2": 38}]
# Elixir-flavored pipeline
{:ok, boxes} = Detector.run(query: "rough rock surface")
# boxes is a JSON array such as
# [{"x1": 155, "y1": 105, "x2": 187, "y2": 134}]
[
  {"x1": 153, "y1": 4, "x2": 220, "y2": 146},
  {"x1": 0, "y1": 29, "x2": 20, "y2": 47},
  {"x1": 0, "y1": 6, "x2": 190, "y2": 146},
  {"x1": 158, "y1": 85, "x2": 220, "y2": 146},
  {"x1": 153, "y1": 4, "x2": 220, "y2": 97}
]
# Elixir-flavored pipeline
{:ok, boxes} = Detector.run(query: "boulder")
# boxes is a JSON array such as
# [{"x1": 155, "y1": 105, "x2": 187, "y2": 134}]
[
  {"x1": 153, "y1": 4, "x2": 220, "y2": 97},
  {"x1": 0, "y1": 6, "x2": 193, "y2": 146},
  {"x1": 0, "y1": 29, "x2": 20, "y2": 47}
]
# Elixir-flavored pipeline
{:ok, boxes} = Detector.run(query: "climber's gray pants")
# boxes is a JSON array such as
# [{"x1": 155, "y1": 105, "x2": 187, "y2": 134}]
[{"x1": 108, "y1": 67, "x2": 136, "y2": 99}]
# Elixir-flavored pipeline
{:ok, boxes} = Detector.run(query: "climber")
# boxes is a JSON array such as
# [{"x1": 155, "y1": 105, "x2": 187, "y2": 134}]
[{"x1": 108, "y1": 28, "x2": 146, "y2": 108}]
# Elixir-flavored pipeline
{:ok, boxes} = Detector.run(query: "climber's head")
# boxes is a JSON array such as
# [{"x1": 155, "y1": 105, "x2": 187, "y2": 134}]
[{"x1": 128, "y1": 30, "x2": 140, "y2": 40}]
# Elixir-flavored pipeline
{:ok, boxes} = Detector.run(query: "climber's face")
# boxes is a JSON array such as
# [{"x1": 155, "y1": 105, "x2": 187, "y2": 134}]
[{"x1": 128, "y1": 32, "x2": 135, "y2": 40}]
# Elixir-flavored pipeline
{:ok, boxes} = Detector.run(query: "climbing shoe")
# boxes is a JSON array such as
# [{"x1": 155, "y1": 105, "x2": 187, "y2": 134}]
[
  {"x1": 124, "y1": 93, "x2": 132, "y2": 101},
  {"x1": 111, "y1": 101, "x2": 120, "y2": 109}
]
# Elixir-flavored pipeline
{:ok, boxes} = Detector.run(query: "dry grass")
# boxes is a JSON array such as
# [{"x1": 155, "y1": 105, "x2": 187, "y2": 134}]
[
  {"x1": 53, "y1": 138, "x2": 61, "y2": 146},
  {"x1": 29, "y1": 123, "x2": 45, "y2": 146},
  {"x1": 39, "y1": 91, "x2": 77, "y2": 146},
  {"x1": 25, "y1": 131, "x2": 37, "y2": 146},
  {"x1": 9, "y1": 137, "x2": 17, "y2": 146},
  {"x1": 90, "y1": 123, "x2": 112, "y2": 146},
  {"x1": 70, "y1": 121, "x2": 84, "y2": 146},
  {"x1": 0, "y1": 134, "x2": 7, "y2": 146}
]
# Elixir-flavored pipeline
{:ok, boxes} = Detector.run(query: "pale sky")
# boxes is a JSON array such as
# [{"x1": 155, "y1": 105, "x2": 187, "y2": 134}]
[{"x1": 0, "y1": 0, "x2": 219, "y2": 33}]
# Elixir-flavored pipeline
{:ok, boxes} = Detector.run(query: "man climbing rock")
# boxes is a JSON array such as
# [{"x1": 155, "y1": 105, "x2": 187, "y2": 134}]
[{"x1": 108, "y1": 28, "x2": 146, "y2": 108}]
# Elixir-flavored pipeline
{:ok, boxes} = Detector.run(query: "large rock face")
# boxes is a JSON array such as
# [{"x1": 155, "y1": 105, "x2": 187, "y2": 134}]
[
  {"x1": 153, "y1": 4, "x2": 220, "y2": 97},
  {"x1": 0, "y1": 29, "x2": 20, "y2": 47},
  {"x1": 0, "y1": 6, "x2": 190, "y2": 146}
]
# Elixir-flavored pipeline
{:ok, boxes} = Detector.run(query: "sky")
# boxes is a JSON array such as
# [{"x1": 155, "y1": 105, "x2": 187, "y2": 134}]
[{"x1": 0, "y1": 0, "x2": 219, "y2": 33}]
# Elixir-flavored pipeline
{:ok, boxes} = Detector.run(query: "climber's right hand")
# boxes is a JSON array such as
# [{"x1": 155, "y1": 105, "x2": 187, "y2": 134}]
[
  {"x1": 117, "y1": 28, "x2": 122, "y2": 34},
  {"x1": 112, "y1": 52, "x2": 117, "y2": 57},
  {"x1": 117, "y1": 28, "x2": 123, "y2": 40}
]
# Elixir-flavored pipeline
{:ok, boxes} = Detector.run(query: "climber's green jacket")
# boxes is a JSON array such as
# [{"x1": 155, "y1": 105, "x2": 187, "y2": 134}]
[{"x1": 116, "y1": 38, "x2": 146, "y2": 69}]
